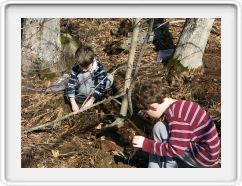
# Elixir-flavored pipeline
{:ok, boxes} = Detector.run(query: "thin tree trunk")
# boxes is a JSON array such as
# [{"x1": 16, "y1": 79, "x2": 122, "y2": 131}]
[
  {"x1": 128, "y1": 18, "x2": 154, "y2": 116},
  {"x1": 111, "y1": 18, "x2": 142, "y2": 128}
]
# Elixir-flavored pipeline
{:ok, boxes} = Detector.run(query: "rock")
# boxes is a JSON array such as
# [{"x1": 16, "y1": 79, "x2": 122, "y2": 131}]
[
  {"x1": 61, "y1": 33, "x2": 79, "y2": 57},
  {"x1": 50, "y1": 73, "x2": 70, "y2": 92}
]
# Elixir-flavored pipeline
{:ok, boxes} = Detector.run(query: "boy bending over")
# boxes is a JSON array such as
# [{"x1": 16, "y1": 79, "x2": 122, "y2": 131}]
[
  {"x1": 132, "y1": 81, "x2": 220, "y2": 168},
  {"x1": 67, "y1": 45, "x2": 113, "y2": 113}
]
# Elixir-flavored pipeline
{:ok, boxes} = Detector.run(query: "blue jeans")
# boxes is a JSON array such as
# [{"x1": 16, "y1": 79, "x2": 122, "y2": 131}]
[{"x1": 148, "y1": 122, "x2": 199, "y2": 168}]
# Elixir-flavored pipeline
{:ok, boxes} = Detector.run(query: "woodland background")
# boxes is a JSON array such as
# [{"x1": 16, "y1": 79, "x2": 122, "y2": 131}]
[{"x1": 21, "y1": 18, "x2": 221, "y2": 168}]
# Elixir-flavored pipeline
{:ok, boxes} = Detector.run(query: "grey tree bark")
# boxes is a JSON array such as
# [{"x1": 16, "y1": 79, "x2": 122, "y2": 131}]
[
  {"x1": 172, "y1": 18, "x2": 215, "y2": 69},
  {"x1": 128, "y1": 18, "x2": 155, "y2": 116},
  {"x1": 21, "y1": 18, "x2": 62, "y2": 75},
  {"x1": 111, "y1": 18, "x2": 142, "y2": 128}
]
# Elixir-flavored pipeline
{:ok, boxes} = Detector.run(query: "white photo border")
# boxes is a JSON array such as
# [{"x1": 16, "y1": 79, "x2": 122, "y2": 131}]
[{"x1": 0, "y1": 0, "x2": 242, "y2": 185}]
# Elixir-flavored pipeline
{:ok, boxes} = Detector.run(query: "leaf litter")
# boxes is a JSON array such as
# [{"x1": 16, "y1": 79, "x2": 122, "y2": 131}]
[{"x1": 21, "y1": 18, "x2": 221, "y2": 168}]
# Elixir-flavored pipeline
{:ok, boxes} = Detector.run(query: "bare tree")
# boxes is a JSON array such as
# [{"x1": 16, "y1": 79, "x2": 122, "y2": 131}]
[
  {"x1": 111, "y1": 18, "x2": 142, "y2": 128},
  {"x1": 128, "y1": 18, "x2": 155, "y2": 116},
  {"x1": 21, "y1": 18, "x2": 62, "y2": 75},
  {"x1": 169, "y1": 18, "x2": 215, "y2": 70}
]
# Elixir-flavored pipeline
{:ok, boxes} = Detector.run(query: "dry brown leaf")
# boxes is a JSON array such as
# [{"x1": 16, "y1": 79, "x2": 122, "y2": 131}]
[
  {"x1": 44, "y1": 80, "x2": 51, "y2": 88},
  {"x1": 90, "y1": 157, "x2": 95, "y2": 166},
  {"x1": 51, "y1": 150, "x2": 60, "y2": 158},
  {"x1": 62, "y1": 125, "x2": 70, "y2": 135},
  {"x1": 101, "y1": 140, "x2": 117, "y2": 152},
  {"x1": 95, "y1": 123, "x2": 103, "y2": 130}
]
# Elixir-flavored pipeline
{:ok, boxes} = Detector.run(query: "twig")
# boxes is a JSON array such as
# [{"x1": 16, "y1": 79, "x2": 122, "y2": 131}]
[
  {"x1": 112, "y1": 98, "x2": 122, "y2": 105},
  {"x1": 127, "y1": 118, "x2": 146, "y2": 136},
  {"x1": 27, "y1": 112, "x2": 49, "y2": 126},
  {"x1": 153, "y1": 20, "x2": 186, "y2": 31},
  {"x1": 22, "y1": 93, "x2": 125, "y2": 133},
  {"x1": 80, "y1": 65, "x2": 124, "y2": 108},
  {"x1": 133, "y1": 19, "x2": 154, "y2": 79},
  {"x1": 21, "y1": 85, "x2": 47, "y2": 92},
  {"x1": 128, "y1": 19, "x2": 155, "y2": 116},
  {"x1": 57, "y1": 152, "x2": 78, "y2": 158}
]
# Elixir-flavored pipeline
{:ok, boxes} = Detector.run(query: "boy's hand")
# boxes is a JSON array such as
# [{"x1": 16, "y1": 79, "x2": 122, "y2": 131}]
[
  {"x1": 70, "y1": 98, "x2": 79, "y2": 113},
  {"x1": 132, "y1": 136, "x2": 145, "y2": 148},
  {"x1": 82, "y1": 97, "x2": 95, "y2": 109},
  {"x1": 72, "y1": 103, "x2": 79, "y2": 113}
]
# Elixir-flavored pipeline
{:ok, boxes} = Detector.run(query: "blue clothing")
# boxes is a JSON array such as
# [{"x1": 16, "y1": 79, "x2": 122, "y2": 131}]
[
  {"x1": 67, "y1": 59, "x2": 108, "y2": 101},
  {"x1": 148, "y1": 122, "x2": 199, "y2": 168}
]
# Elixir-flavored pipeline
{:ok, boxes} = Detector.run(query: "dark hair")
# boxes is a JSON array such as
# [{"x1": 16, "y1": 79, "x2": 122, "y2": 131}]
[
  {"x1": 132, "y1": 80, "x2": 172, "y2": 110},
  {"x1": 75, "y1": 45, "x2": 95, "y2": 68}
]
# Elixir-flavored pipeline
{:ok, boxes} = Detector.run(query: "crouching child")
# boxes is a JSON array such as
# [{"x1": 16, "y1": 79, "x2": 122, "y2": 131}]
[
  {"x1": 132, "y1": 80, "x2": 220, "y2": 168},
  {"x1": 67, "y1": 45, "x2": 113, "y2": 113}
]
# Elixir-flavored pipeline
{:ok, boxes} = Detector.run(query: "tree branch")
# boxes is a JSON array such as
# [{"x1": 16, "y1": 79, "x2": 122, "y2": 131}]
[
  {"x1": 22, "y1": 93, "x2": 125, "y2": 133},
  {"x1": 81, "y1": 65, "x2": 123, "y2": 109}
]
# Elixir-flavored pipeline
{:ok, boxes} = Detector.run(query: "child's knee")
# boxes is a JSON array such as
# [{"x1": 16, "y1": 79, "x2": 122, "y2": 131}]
[{"x1": 106, "y1": 73, "x2": 114, "y2": 89}]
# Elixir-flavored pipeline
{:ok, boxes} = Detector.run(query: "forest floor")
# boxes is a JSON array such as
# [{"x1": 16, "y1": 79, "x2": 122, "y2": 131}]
[{"x1": 21, "y1": 18, "x2": 221, "y2": 168}]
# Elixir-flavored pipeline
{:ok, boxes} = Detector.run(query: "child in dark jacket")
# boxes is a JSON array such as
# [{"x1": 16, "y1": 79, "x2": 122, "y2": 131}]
[
  {"x1": 132, "y1": 81, "x2": 220, "y2": 168},
  {"x1": 67, "y1": 45, "x2": 113, "y2": 113}
]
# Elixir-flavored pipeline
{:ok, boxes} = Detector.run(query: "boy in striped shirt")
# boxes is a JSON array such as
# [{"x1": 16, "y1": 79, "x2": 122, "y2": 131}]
[
  {"x1": 132, "y1": 81, "x2": 220, "y2": 168},
  {"x1": 67, "y1": 46, "x2": 113, "y2": 113}
]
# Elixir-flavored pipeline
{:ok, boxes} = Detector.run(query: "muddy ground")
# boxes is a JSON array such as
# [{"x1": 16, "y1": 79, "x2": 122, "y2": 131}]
[{"x1": 21, "y1": 18, "x2": 221, "y2": 168}]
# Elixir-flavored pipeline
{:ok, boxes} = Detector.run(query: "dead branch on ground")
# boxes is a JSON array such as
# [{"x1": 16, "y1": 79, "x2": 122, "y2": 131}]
[{"x1": 23, "y1": 94, "x2": 125, "y2": 133}]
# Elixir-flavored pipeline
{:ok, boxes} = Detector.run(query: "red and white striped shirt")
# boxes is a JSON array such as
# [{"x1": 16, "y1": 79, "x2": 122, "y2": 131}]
[{"x1": 142, "y1": 100, "x2": 221, "y2": 167}]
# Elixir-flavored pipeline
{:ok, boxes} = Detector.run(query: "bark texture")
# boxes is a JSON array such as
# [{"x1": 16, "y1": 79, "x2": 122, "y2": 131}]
[
  {"x1": 21, "y1": 18, "x2": 61, "y2": 75},
  {"x1": 173, "y1": 18, "x2": 214, "y2": 69},
  {"x1": 111, "y1": 18, "x2": 142, "y2": 128}
]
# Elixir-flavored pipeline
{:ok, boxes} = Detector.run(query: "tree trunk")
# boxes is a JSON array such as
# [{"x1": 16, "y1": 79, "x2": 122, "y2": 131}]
[
  {"x1": 128, "y1": 18, "x2": 155, "y2": 116},
  {"x1": 111, "y1": 18, "x2": 142, "y2": 128},
  {"x1": 21, "y1": 18, "x2": 62, "y2": 76},
  {"x1": 172, "y1": 18, "x2": 215, "y2": 70}
]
